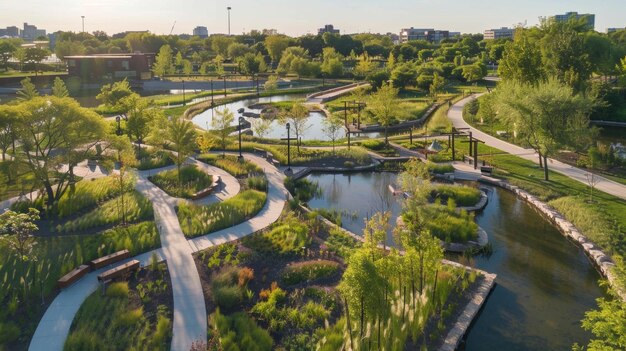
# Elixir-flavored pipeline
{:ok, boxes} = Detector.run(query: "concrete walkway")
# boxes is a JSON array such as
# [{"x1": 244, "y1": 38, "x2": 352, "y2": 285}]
[
  {"x1": 29, "y1": 153, "x2": 286, "y2": 351},
  {"x1": 449, "y1": 95, "x2": 626, "y2": 201}
]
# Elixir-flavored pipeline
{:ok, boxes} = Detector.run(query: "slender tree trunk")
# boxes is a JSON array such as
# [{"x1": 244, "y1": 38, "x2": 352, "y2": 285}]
[
  {"x1": 384, "y1": 126, "x2": 389, "y2": 144},
  {"x1": 360, "y1": 294, "x2": 365, "y2": 339},
  {"x1": 345, "y1": 296, "x2": 354, "y2": 350},
  {"x1": 432, "y1": 268, "x2": 439, "y2": 309},
  {"x1": 419, "y1": 254, "x2": 424, "y2": 295},
  {"x1": 538, "y1": 151, "x2": 543, "y2": 168},
  {"x1": 543, "y1": 155, "x2": 549, "y2": 181}
]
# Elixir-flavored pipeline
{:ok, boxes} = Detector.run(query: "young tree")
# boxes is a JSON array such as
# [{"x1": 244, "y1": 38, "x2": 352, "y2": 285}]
[
  {"x1": 498, "y1": 30, "x2": 544, "y2": 85},
  {"x1": 105, "y1": 135, "x2": 136, "y2": 225},
  {"x1": 496, "y1": 79, "x2": 597, "y2": 180},
  {"x1": 251, "y1": 118, "x2": 272, "y2": 139},
  {"x1": 196, "y1": 131, "x2": 217, "y2": 154},
  {"x1": 212, "y1": 108, "x2": 235, "y2": 157},
  {"x1": 429, "y1": 72, "x2": 445, "y2": 98},
  {"x1": 353, "y1": 53, "x2": 376, "y2": 78},
  {"x1": 264, "y1": 35, "x2": 290, "y2": 64},
  {"x1": 51, "y1": 77, "x2": 69, "y2": 98},
  {"x1": 237, "y1": 52, "x2": 266, "y2": 77},
  {"x1": 166, "y1": 117, "x2": 197, "y2": 190},
  {"x1": 0, "y1": 105, "x2": 17, "y2": 161},
  {"x1": 120, "y1": 94, "x2": 160, "y2": 149},
  {"x1": 0, "y1": 40, "x2": 17, "y2": 72},
  {"x1": 13, "y1": 97, "x2": 107, "y2": 210},
  {"x1": 16, "y1": 77, "x2": 39, "y2": 101},
  {"x1": 322, "y1": 113, "x2": 344, "y2": 153},
  {"x1": 0, "y1": 208, "x2": 40, "y2": 302},
  {"x1": 23, "y1": 47, "x2": 49, "y2": 75},
  {"x1": 263, "y1": 75, "x2": 279, "y2": 102},
  {"x1": 96, "y1": 79, "x2": 133, "y2": 110},
  {"x1": 367, "y1": 82, "x2": 401, "y2": 144},
  {"x1": 283, "y1": 102, "x2": 309, "y2": 153},
  {"x1": 321, "y1": 47, "x2": 343, "y2": 77},
  {"x1": 153, "y1": 44, "x2": 174, "y2": 77}
]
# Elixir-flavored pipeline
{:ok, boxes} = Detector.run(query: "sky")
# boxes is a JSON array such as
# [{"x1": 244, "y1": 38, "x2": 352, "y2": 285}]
[{"x1": 0, "y1": 0, "x2": 624, "y2": 36}]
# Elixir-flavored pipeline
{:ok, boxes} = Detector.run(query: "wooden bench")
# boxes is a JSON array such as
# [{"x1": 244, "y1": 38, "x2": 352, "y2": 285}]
[
  {"x1": 480, "y1": 166, "x2": 494, "y2": 175},
  {"x1": 253, "y1": 147, "x2": 265, "y2": 155},
  {"x1": 57, "y1": 264, "x2": 91, "y2": 289},
  {"x1": 97, "y1": 260, "x2": 140, "y2": 282},
  {"x1": 271, "y1": 159, "x2": 280, "y2": 167},
  {"x1": 89, "y1": 249, "x2": 130, "y2": 270}
]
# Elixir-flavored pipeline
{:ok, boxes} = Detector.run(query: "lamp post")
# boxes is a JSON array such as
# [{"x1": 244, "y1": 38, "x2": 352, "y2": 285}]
[
  {"x1": 223, "y1": 75, "x2": 227, "y2": 97},
  {"x1": 227, "y1": 7, "x2": 232, "y2": 35},
  {"x1": 115, "y1": 116, "x2": 122, "y2": 136},
  {"x1": 81, "y1": 16, "x2": 85, "y2": 33},
  {"x1": 182, "y1": 79, "x2": 186, "y2": 106},
  {"x1": 286, "y1": 123, "x2": 291, "y2": 172},
  {"x1": 210, "y1": 79, "x2": 215, "y2": 118},
  {"x1": 238, "y1": 117, "x2": 244, "y2": 161}
]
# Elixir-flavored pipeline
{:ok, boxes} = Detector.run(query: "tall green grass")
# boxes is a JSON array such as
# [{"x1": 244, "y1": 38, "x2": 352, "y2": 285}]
[
  {"x1": 177, "y1": 190, "x2": 267, "y2": 238},
  {"x1": 197, "y1": 154, "x2": 262, "y2": 177},
  {"x1": 149, "y1": 165, "x2": 213, "y2": 199}
]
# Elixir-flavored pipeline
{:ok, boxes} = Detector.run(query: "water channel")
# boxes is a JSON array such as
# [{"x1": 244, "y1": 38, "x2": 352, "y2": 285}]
[
  {"x1": 305, "y1": 172, "x2": 604, "y2": 350},
  {"x1": 192, "y1": 94, "x2": 334, "y2": 141}
]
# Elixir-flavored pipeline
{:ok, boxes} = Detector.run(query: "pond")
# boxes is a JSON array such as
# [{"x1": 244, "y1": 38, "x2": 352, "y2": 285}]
[
  {"x1": 304, "y1": 172, "x2": 604, "y2": 350},
  {"x1": 192, "y1": 95, "x2": 336, "y2": 141}
]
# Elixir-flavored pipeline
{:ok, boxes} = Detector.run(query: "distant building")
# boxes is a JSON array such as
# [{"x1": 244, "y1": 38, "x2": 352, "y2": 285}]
[
  {"x1": 399, "y1": 28, "x2": 449, "y2": 43},
  {"x1": 193, "y1": 26, "x2": 208, "y2": 38},
  {"x1": 449, "y1": 32, "x2": 461, "y2": 38},
  {"x1": 318, "y1": 24, "x2": 340, "y2": 35},
  {"x1": 551, "y1": 11, "x2": 595, "y2": 29},
  {"x1": 22, "y1": 23, "x2": 46, "y2": 41},
  {"x1": 484, "y1": 27, "x2": 515, "y2": 40},
  {"x1": 0, "y1": 26, "x2": 20, "y2": 38},
  {"x1": 64, "y1": 53, "x2": 156, "y2": 81},
  {"x1": 262, "y1": 29, "x2": 278, "y2": 36},
  {"x1": 385, "y1": 32, "x2": 400, "y2": 44},
  {"x1": 607, "y1": 27, "x2": 626, "y2": 33},
  {"x1": 47, "y1": 32, "x2": 59, "y2": 50}
]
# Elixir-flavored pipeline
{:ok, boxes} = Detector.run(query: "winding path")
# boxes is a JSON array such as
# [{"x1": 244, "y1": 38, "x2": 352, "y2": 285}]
[
  {"x1": 29, "y1": 153, "x2": 286, "y2": 351},
  {"x1": 449, "y1": 95, "x2": 626, "y2": 201}
]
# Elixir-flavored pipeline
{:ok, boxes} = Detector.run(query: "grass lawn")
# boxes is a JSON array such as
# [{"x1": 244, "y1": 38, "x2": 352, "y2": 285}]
[
  {"x1": 0, "y1": 71, "x2": 67, "y2": 78},
  {"x1": 149, "y1": 165, "x2": 213, "y2": 199},
  {"x1": 0, "y1": 160, "x2": 41, "y2": 201}
]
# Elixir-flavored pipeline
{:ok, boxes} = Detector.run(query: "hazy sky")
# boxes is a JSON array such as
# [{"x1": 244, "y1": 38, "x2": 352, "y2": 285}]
[{"x1": 1, "y1": 0, "x2": 624, "y2": 36}]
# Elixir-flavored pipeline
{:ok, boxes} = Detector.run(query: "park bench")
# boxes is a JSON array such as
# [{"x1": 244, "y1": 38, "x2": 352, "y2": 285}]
[
  {"x1": 190, "y1": 176, "x2": 221, "y2": 200},
  {"x1": 89, "y1": 249, "x2": 130, "y2": 270},
  {"x1": 253, "y1": 147, "x2": 265, "y2": 155},
  {"x1": 97, "y1": 260, "x2": 140, "y2": 282},
  {"x1": 480, "y1": 166, "x2": 494, "y2": 176},
  {"x1": 57, "y1": 264, "x2": 91, "y2": 289},
  {"x1": 271, "y1": 159, "x2": 280, "y2": 167}
]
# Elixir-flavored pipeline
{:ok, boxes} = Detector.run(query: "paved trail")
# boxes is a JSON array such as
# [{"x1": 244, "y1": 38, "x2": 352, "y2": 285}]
[
  {"x1": 449, "y1": 95, "x2": 626, "y2": 201},
  {"x1": 29, "y1": 153, "x2": 286, "y2": 351}
]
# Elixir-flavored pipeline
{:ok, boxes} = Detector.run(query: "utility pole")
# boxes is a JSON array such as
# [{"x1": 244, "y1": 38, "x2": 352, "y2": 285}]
[{"x1": 81, "y1": 16, "x2": 85, "y2": 33}]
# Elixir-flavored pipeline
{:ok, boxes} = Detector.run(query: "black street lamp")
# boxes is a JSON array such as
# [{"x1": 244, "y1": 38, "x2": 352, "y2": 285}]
[
  {"x1": 182, "y1": 79, "x2": 186, "y2": 106},
  {"x1": 210, "y1": 79, "x2": 215, "y2": 118},
  {"x1": 286, "y1": 122, "x2": 291, "y2": 172},
  {"x1": 223, "y1": 75, "x2": 227, "y2": 97},
  {"x1": 115, "y1": 115, "x2": 122, "y2": 136},
  {"x1": 227, "y1": 6, "x2": 232, "y2": 35},
  {"x1": 238, "y1": 116, "x2": 245, "y2": 161}
]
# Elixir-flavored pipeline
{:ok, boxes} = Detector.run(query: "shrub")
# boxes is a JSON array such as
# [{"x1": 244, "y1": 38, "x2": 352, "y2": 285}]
[
  {"x1": 115, "y1": 307, "x2": 144, "y2": 328},
  {"x1": 136, "y1": 148, "x2": 174, "y2": 170},
  {"x1": 0, "y1": 322, "x2": 20, "y2": 344},
  {"x1": 281, "y1": 260, "x2": 340, "y2": 286},
  {"x1": 106, "y1": 282, "x2": 130, "y2": 298},
  {"x1": 149, "y1": 314, "x2": 173, "y2": 349},
  {"x1": 211, "y1": 266, "x2": 243, "y2": 310},
  {"x1": 243, "y1": 214, "x2": 311, "y2": 255},
  {"x1": 211, "y1": 310, "x2": 273, "y2": 351},
  {"x1": 325, "y1": 227, "x2": 361, "y2": 259},
  {"x1": 238, "y1": 267, "x2": 254, "y2": 287},
  {"x1": 419, "y1": 205, "x2": 478, "y2": 243},
  {"x1": 178, "y1": 190, "x2": 267, "y2": 238},
  {"x1": 64, "y1": 331, "x2": 105, "y2": 351},
  {"x1": 426, "y1": 162, "x2": 454, "y2": 174},
  {"x1": 149, "y1": 165, "x2": 213, "y2": 199}
]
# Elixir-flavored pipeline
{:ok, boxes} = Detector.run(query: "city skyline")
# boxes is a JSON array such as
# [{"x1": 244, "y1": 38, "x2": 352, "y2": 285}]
[{"x1": 0, "y1": 0, "x2": 624, "y2": 37}]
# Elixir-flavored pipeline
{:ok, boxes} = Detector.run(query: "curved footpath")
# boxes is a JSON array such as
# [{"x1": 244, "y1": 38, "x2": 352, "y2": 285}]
[
  {"x1": 29, "y1": 153, "x2": 286, "y2": 351},
  {"x1": 449, "y1": 95, "x2": 626, "y2": 201}
]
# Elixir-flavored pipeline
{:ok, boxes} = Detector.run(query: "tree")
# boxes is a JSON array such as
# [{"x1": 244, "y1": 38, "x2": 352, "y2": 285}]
[
  {"x1": 96, "y1": 79, "x2": 133, "y2": 110},
  {"x1": 321, "y1": 47, "x2": 343, "y2": 77},
  {"x1": 429, "y1": 72, "x2": 445, "y2": 98},
  {"x1": 283, "y1": 102, "x2": 309, "y2": 153},
  {"x1": 264, "y1": 35, "x2": 290, "y2": 64},
  {"x1": 251, "y1": 118, "x2": 272, "y2": 139},
  {"x1": 390, "y1": 62, "x2": 417, "y2": 89},
  {"x1": 498, "y1": 30, "x2": 544, "y2": 85},
  {"x1": 576, "y1": 284, "x2": 626, "y2": 351},
  {"x1": 153, "y1": 44, "x2": 174, "y2": 77},
  {"x1": 13, "y1": 97, "x2": 107, "y2": 210},
  {"x1": 237, "y1": 52, "x2": 266, "y2": 77},
  {"x1": 23, "y1": 47, "x2": 49, "y2": 74},
  {"x1": 461, "y1": 62, "x2": 487, "y2": 84},
  {"x1": 322, "y1": 114, "x2": 344, "y2": 153},
  {"x1": 212, "y1": 108, "x2": 234, "y2": 157},
  {"x1": 166, "y1": 117, "x2": 197, "y2": 190},
  {"x1": 496, "y1": 79, "x2": 597, "y2": 180},
  {"x1": 51, "y1": 77, "x2": 69, "y2": 98},
  {"x1": 120, "y1": 94, "x2": 160, "y2": 148},
  {"x1": 54, "y1": 40, "x2": 85, "y2": 60},
  {"x1": 367, "y1": 82, "x2": 401, "y2": 144},
  {"x1": 16, "y1": 77, "x2": 39, "y2": 101},
  {"x1": 227, "y1": 42, "x2": 252, "y2": 59},
  {"x1": 0, "y1": 208, "x2": 40, "y2": 302},
  {"x1": 105, "y1": 135, "x2": 136, "y2": 226},
  {"x1": 0, "y1": 40, "x2": 16, "y2": 71},
  {"x1": 0, "y1": 105, "x2": 17, "y2": 161},
  {"x1": 353, "y1": 53, "x2": 376, "y2": 78},
  {"x1": 211, "y1": 35, "x2": 234, "y2": 57},
  {"x1": 196, "y1": 131, "x2": 217, "y2": 153},
  {"x1": 182, "y1": 59, "x2": 193, "y2": 75},
  {"x1": 263, "y1": 75, "x2": 279, "y2": 99}
]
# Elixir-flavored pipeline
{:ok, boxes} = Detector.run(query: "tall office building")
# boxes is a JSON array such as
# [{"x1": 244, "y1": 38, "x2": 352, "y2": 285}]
[{"x1": 193, "y1": 26, "x2": 209, "y2": 38}]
